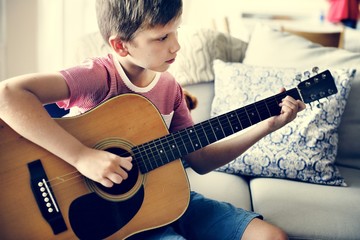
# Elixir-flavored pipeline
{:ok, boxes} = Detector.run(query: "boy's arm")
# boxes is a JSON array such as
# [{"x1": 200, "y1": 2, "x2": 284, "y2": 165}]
[
  {"x1": 184, "y1": 93, "x2": 306, "y2": 174},
  {"x1": 0, "y1": 73, "x2": 132, "y2": 187}
]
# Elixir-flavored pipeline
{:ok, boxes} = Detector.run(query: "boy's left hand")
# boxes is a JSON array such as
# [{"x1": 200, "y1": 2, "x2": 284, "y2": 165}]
[{"x1": 267, "y1": 88, "x2": 306, "y2": 133}]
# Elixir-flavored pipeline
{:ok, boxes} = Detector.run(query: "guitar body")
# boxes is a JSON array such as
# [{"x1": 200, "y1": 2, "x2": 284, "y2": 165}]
[{"x1": 0, "y1": 94, "x2": 190, "y2": 239}]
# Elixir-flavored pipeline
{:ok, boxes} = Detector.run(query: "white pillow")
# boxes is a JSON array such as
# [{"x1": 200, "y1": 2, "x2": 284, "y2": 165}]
[
  {"x1": 168, "y1": 26, "x2": 248, "y2": 85},
  {"x1": 73, "y1": 32, "x2": 112, "y2": 65},
  {"x1": 243, "y1": 23, "x2": 360, "y2": 168},
  {"x1": 211, "y1": 60, "x2": 355, "y2": 186},
  {"x1": 243, "y1": 24, "x2": 360, "y2": 69},
  {"x1": 343, "y1": 27, "x2": 360, "y2": 53}
]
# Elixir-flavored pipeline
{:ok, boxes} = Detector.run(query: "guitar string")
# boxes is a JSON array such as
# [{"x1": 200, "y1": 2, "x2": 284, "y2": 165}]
[
  {"x1": 46, "y1": 171, "x2": 83, "y2": 187},
  {"x1": 134, "y1": 94, "x2": 283, "y2": 170},
  {"x1": 44, "y1": 94, "x2": 283, "y2": 188},
  {"x1": 50, "y1": 173, "x2": 87, "y2": 192}
]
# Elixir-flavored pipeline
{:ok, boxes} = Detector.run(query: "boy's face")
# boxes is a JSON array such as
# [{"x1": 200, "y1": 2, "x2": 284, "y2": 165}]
[{"x1": 120, "y1": 17, "x2": 182, "y2": 73}]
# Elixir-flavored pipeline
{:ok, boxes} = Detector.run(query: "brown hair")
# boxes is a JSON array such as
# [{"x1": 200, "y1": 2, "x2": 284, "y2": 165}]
[{"x1": 96, "y1": 0, "x2": 183, "y2": 43}]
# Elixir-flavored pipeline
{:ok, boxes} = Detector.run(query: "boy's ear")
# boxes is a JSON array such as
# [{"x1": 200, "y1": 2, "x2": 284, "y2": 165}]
[{"x1": 109, "y1": 36, "x2": 128, "y2": 57}]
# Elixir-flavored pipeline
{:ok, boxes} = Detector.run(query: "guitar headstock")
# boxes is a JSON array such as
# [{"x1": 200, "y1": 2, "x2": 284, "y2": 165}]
[{"x1": 297, "y1": 68, "x2": 338, "y2": 104}]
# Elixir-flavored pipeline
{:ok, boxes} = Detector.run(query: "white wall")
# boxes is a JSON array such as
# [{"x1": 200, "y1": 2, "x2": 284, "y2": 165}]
[
  {"x1": 183, "y1": 0, "x2": 328, "y2": 28},
  {"x1": 3, "y1": 0, "x2": 38, "y2": 79}
]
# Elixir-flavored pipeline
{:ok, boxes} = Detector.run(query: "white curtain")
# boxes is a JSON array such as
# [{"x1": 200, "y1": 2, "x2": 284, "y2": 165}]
[
  {"x1": 37, "y1": 0, "x2": 97, "y2": 72},
  {"x1": 0, "y1": 0, "x2": 5, "y2": 80}
]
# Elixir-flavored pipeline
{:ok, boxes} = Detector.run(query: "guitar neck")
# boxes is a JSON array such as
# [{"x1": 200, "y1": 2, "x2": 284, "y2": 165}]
[{"x1": 133, "y1": 88, "x2": 301, "y2": 174}]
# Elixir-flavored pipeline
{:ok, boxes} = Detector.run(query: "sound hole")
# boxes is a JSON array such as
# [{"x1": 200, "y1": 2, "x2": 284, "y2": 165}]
[{"x1": 95, "y1": 147, "x2": 139, "y2": 195}]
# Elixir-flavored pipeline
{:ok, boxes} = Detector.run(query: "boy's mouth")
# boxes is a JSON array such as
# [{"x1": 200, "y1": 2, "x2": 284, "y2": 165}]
[{"x1": 166, "y1": 58, "x2": 175, "y2": 64}]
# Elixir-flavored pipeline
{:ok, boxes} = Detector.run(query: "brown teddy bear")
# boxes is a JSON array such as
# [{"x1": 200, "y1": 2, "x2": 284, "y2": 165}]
[{"x1": 183, "y1": 88, "x2": 198, "y2": 111}]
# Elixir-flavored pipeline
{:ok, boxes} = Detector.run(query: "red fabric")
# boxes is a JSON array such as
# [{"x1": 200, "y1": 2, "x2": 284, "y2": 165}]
[{"x1": 327, "y1": 0, "x2": 359, "y2": 23}]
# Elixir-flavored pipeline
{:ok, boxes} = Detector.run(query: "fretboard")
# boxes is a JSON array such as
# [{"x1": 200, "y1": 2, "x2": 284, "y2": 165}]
[{"x1": 132, "y1": 88, "x2": 301, "y2": 174}]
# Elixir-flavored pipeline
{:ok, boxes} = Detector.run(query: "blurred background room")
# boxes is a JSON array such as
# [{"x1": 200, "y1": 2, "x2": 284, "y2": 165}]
[{"x1": 1, "y1": 0, "x2": 359, "y2": 80}]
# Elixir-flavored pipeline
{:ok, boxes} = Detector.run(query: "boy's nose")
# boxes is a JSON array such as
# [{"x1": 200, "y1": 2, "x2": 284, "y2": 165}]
[{"x1": 170, "y1": 38, "x2": 181, "y2": 54}]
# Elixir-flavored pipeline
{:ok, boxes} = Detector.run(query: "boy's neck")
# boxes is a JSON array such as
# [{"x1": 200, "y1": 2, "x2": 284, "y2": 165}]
[{"x1": 119, "y1": 60, "x2": 157, "y2": 88}]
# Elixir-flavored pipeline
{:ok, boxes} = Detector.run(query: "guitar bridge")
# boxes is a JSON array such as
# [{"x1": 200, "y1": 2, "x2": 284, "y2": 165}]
[{"x1": 28, "y1": 160, "x2": 67, "y2": 235}]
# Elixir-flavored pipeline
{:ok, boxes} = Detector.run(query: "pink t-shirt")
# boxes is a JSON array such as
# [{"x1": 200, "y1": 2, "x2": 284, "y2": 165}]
[
  {"x1": 327, "y1": 0, "x2": 359, "y2": 22},
  {"x1": 57, "y1": 54, "x2": 193, "y2": 132}
]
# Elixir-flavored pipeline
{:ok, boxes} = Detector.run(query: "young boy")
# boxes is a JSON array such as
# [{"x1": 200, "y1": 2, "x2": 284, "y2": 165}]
[{"x1": 0, "y1": 0, "x2": 305, "y2": 239}]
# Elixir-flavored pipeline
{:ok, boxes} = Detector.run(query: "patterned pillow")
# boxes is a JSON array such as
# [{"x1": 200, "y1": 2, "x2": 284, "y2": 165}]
[
  {"x1": 211, "y1": 60, "x2": 355, "y2": 186},
  {"x1": 168, "y1": 26, "x2": 248, "y2": 86}
]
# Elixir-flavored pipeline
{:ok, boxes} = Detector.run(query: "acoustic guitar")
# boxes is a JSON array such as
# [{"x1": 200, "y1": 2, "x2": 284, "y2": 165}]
[{"x1": 0, "y1": 69, "x2": 337, "y2": 239}]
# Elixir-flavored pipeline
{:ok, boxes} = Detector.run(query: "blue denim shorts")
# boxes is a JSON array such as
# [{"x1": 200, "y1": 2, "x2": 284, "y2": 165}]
[{"x1": 128, "y1": 191, "x2": 262, "y2": 240}]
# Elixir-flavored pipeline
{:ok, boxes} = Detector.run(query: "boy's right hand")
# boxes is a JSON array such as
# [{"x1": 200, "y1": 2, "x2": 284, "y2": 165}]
[
  {"x1": 0, "y1": 73, "x2": 133, "y2": 188},
  {"x1": 73, "y1": 147, "x2": 133, "y2": 188}
]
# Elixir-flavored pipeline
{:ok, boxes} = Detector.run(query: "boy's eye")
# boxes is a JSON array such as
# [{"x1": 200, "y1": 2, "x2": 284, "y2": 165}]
[{"x1": 158, "y1": 35, "x2": 168, "y2": 41}]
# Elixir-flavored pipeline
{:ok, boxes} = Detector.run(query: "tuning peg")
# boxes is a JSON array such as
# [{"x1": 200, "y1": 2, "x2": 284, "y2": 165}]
[
  {"x1": 328, "y1": 89, "x2": 335, "y2": 95},
  {"x1": 304, "y1": 71, "x2": 311, "y2": 79},
  {"x1": 295, "y1": 73, "x2": 302, "y2": 82},
  {"x1": 312, "y1": 66, "x2": 319, "y2": 74},
  {"x1": 316, "y1": 101, "x2": 324, "y2": 109},
  {"x1": 309, "y1": 103, "x2": 313, "y2": 111}
]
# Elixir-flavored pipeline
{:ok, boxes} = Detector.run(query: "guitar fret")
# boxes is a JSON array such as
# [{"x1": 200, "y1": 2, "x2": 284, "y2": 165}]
[
  {"x1": 262, "y1": 100, "x2": 272, "y2": 118},
  {"x1": 218, "y1": 116, "x2": 228, "y2": 138},
  {"x1": 191, "y1": 128, "x2": 202, "y2": 149},
  {"x1": 179, "y1": 130, "x2": 193, "y2": 155},
  {"x1": 255, "y1": 101, "x2": 270, "y2": 120},
  {"x1": 218, "y1": 114, "x2": 233, "y2": 136},
  {"x1": 151, "y1": 141, "x2": 162, "y2": 168},
  {"x1": 165, "y1": 137, "x2": 178, "y2": 161},
  {"x1": 225, "y1": 113, "x2": 235, "y2": 133},
  {"x1": 266, "y1": 96, "x2": 281, "y2": 116},
  {"x1": 133, "y1": 145, "x2": 149, "y2": 173},
  {"x1": 147, "y1": 141, "x2": 157, "y2": 170},
  {"x1": 137, "y1": 141, "x2": 158, "y2": 172},
  {"x1": 185, "y1": 129, "x2": 195, "y2": 152},
  {"x1": 243, "y1": 106, "x2": 252, "y2": 124},
  {"x1": 228, "y1": 111, "x2": 242, "y2": 133},
  {"x1": 252, "y1": 103, "x2": 262, "y2": 120},
  {"x1": 235, "y1": 108, "x2": 252, "y2": 129},
  {"x1": 212, "y1": 117, "x2": 226, "y2": 140},
  {"x1": 202, "y1": 120, "x2": 217, "y2": 143},
  {"x1": 194, "y1": 124, "x2": 210, "y2": 148},
  {"x1": 172, "y1": 132, "x2": 188, "y2": 157},
  {"x1": 234, "y1": 110, "x2": 244, "y2": 131},
  {"x1": 157, "y1": 137, "x2": 171, "y2": 165},
  {"x1": 245, "y1": 105, "x2": 261, "y2": 125}
]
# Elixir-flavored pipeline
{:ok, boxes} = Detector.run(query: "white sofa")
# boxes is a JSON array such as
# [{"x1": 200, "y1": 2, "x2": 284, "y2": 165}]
[
  {"x1": 181, "y1": 25, "x2": 360, "y2": 240},
  {"x1": 73, "y1": 24, "x2": 360, "y2": 240}
]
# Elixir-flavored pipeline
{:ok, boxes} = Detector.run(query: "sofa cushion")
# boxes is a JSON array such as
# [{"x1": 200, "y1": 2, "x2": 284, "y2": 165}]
[
  {"x1": 185, "y1": 168, "x2": 252, "y2": 211},
  {"x1": 336, "y1": 73, "x2": 360, "y2": 161},
  {"x1": 168, "y1": 26, "x2": 248, "y2": 85},
  {"x1": 243, "y1": 24, "x2": 360, "y2": 69},
  {"x1": 211, "y1": 60, "x2": 355, "y2": 186},
  {"x1": 249, "y1": 166, "x2": 360, "y2": 239},
  {"x1": 242, "y1": 23, "x2": 360, "y2": 168}
]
